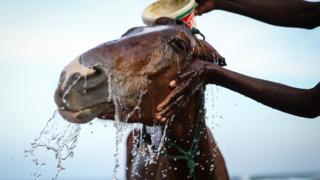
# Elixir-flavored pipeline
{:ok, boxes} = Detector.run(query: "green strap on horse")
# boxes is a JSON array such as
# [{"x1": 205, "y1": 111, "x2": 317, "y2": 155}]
[{"x1": 160, "y1": 91, "x2": 205, "y2": 180}]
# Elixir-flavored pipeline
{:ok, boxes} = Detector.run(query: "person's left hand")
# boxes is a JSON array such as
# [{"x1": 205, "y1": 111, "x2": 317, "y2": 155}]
[{"x1": 155, "y1": 60, "x2": 208, "y2": 122}]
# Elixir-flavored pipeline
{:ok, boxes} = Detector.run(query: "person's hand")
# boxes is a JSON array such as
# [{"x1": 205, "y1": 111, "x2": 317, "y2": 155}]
[
  {"x1": 155, "y1": 60, "x2": 208, "y2": 123},
  {"x1": 195, "y1": 0, "x2": 216, "y2": 15}
]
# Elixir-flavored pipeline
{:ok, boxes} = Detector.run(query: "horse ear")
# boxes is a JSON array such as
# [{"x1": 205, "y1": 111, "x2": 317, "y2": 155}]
[{"x1": 121, "y1": 27, "x2": 143, "y2": 37}]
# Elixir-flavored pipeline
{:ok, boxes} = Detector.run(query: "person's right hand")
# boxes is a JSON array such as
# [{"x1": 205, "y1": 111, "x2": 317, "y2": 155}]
[
  {"x1": 195, "y1": 0, "x2": 216, "y2": 15},
  {"x1": 155, "y1": 60, "x2": 210, "y2": 122}
]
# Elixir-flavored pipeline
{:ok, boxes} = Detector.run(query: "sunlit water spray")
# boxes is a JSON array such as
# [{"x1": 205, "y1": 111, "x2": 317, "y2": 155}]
[
  {"x1": 24, "y1": 110, "x2": 81, "y2": 180},
  {"x1": 128, "y1": 119, "x2": 171, "y2": 179}
]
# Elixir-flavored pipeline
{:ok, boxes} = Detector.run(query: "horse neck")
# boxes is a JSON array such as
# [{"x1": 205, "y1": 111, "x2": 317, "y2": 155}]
[
  {"x1": 160, "y1": 90, "x2": 219, "y2": 179},
  {"x1": 163, "y1": 89, "x2": 216, "y2": 157},
  {"x1": 165, "y1": 91, "x2": 205, "y2": 150}
]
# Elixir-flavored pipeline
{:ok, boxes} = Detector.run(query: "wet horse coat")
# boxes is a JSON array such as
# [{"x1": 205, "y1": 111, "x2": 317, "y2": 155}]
[{"x1": 54, "y1": 18, "x2": 229, "y2": 179}]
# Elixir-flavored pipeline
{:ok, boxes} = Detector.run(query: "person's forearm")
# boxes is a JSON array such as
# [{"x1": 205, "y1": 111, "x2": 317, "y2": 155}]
[
  {"x1": 214, "y1": 0, "x2": 320, "y2": 29},
  {"x1": 206, "y1": 63, "x2": 320, "y2": 118}
]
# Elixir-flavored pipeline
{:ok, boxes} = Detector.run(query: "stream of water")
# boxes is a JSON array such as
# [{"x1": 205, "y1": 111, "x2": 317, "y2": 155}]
[{"x1": 24, "y1": 111, "x2": 81, "y2": 180}]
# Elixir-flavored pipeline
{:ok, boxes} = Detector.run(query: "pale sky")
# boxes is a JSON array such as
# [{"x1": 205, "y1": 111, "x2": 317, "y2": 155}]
[{"x1": 0, "y1": 0, "x2": 319, "y2": 179}]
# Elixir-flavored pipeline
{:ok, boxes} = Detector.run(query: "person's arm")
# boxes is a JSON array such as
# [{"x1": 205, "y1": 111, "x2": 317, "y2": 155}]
[
  {"x1": 156, "y1": 60, "x2": 320, "y2": 121},
  {"x1": 196, "y1": 0, "x2": 320, "y2": 29},
  {"x1": 206, "y1": 62, "x2": 320, "y2": 118}
]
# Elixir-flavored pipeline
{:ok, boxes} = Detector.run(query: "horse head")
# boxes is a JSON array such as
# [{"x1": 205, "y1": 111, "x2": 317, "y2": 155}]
[{"x1": 54, "y1": 18, "x2": 225, "y2": 125}]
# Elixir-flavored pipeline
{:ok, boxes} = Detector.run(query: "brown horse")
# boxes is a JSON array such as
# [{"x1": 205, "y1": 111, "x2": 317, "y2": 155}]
[{"x1": 54, "y1": 18, "x2": 229, "y2": 179}]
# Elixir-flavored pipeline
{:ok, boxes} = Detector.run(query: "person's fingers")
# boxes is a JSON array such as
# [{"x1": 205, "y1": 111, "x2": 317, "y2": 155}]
[
  {"x1": 154, "y1": 113, "x2": 162, "y2": 121},
  {"x1": 195, "y1": 5, "x2": 205, "y2": 15},
  {"x1": 177, "y1": 71, "x2": 196, "y2": 82},
  {"x1": 195, "y1": 0, "x2": 215, "y2": 16},
  {"x1": 161, "y1": 111, "x2": 175, "y2": 123},
  {"x1": 155, "y1": 107, "x2": 175, "y2": 122},
  {"x1": 159, "y1": 98, "x2": 178, "y2": 116},
  {"x1": 194, "y1": 9, "x2": 199, "y2": 16},
  {"x1": 156, "y1": 82, "x2": 184, "y2": 111},
  {"x1": 168, "y1": 70, "x2": 195, "y2": 89},
  {"x1": 156, "y1": 63, "x2": 202, "y2": 120},
  {"x1": 159, "y1": 95, "x2": 185, "y2": 117},
  {"x1": 156, "y1": 82, "x2": 190, "y2": 112},
  {"x1": 165, "y1": 71, "x2": 195, "y2": 92},
  {"x1": 160, "y1": 117, "x2": 167, "y2": 123},
  {"x1": 157, "y1": 100, "x2": 181, "y2": 123}
]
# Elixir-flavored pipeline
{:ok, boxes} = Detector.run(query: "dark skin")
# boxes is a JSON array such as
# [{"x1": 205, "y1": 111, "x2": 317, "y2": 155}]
[
  {"x1": 195, "y1": 0, "x2": 320, "y2": 29},
  {"x1": 156, "y1": 60, "x2": 320, "y2": 121}
]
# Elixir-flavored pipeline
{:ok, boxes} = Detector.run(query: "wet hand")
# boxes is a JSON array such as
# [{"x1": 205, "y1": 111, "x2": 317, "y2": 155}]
[
  {"x1": 155, "y1": 60, "x2": 208, "y2": 123},
  {"x1": 195, "y1": 0, "x2": 216, "y2": 15}
]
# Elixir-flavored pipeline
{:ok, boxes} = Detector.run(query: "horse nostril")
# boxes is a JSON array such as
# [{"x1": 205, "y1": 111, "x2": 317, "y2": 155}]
[
  {"x1": 82, "y1": 66, "x2": 97, "y2": 77},
  {"x1": 82, "y1": 66, "x2": 107, "y2": 91},
  {"x1": 86, "y1": 66, "x2": 103, "y2": 78}
]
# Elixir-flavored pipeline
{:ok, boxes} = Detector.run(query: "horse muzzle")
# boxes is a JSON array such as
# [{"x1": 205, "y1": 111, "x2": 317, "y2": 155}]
[{"x1": 54, "y1": 57, "x2": 115, "y2": 123}]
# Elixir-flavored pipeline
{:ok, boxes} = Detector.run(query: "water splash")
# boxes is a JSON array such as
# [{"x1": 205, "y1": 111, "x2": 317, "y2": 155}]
[
  {"x1": 128, "y1": 121, "x2": 170, "y2": 179},
  {"x1": 128, "y1": 114, "x2": 172, "y2": 179},
  {"x1": 24, "y1": 110, "x2": 81, "y2": 180},
  {"x1": 107, "y1": 73, "x2": 113, "y2": 102},
  {"x1": 147, "y1": 116, "x2": 171, "y2": 165},
  {"x1": 111, "y1": 88, "x2": 147, "y2": 180}
]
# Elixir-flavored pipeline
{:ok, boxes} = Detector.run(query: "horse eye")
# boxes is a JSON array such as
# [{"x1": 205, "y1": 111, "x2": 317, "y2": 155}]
[{"x1": 169, "y1": 38, "x2": 189, "y2": 53}]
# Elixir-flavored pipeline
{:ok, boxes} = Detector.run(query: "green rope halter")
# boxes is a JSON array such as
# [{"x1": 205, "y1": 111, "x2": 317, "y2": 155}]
[{"x1": 160, "y1": 92, "x2": 205, "y2": 180}]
